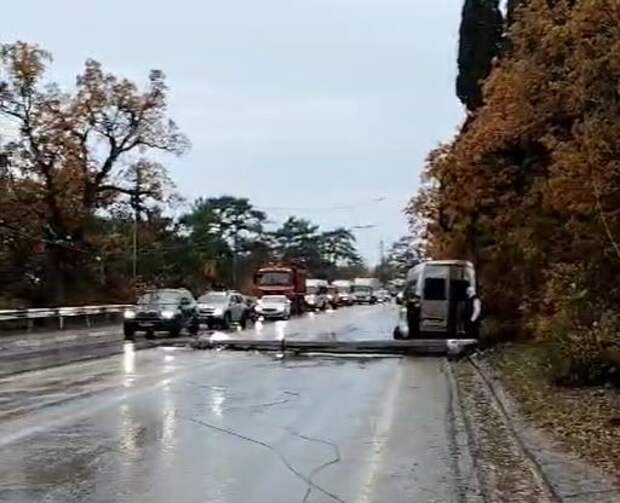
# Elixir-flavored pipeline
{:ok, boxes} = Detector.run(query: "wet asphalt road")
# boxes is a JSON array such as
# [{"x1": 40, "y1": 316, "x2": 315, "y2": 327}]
[
  {"x1": 0, "y1": 305, "x2": 471, "y2": 502},
  {"x1": 0, "y1": 304, "x2": 399, "y2": 376}
]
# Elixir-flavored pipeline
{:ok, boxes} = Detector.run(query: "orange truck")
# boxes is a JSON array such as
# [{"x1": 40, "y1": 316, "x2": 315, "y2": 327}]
[{"x1": 254, "y1": 264, "x2": 307, "y2": 315}]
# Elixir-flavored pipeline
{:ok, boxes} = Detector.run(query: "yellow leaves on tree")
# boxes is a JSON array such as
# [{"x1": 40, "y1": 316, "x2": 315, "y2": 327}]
[
  {"x1": 0, "y1": 42, "x2": 189, "y2": 302},
  {"x1": 410, "y1": 0, "x2": 620, "y2": 327}
]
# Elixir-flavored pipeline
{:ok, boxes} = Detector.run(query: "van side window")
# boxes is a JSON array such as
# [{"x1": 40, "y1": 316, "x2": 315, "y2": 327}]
[{"x1": 424, "y1": 278, "x2": 446, "y2": 300}]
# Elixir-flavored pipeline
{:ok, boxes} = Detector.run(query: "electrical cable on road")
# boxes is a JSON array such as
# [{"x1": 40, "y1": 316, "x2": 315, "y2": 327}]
[
  {"x1": 286, "y1": 429, "x2": 343, "y2": 503},
  {"x1": 179, "y1": 414, "x2": 347, "y2": 503}
]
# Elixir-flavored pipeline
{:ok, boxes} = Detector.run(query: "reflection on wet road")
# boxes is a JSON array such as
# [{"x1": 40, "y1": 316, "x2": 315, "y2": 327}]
[
  {"x1": 214, "y1": 303, "x2": 398, "y2": 342},
  {"x1": 0, "y1": 305, "x2": 469, "y2": 502},
  {"x1": 0, "y1": 305, "x2": 397, "y2": 377}
]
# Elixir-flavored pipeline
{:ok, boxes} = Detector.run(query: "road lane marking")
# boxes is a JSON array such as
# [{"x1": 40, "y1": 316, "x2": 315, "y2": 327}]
[{"x1": 355, "y1": 358, "x2": 404, "y2": 503}]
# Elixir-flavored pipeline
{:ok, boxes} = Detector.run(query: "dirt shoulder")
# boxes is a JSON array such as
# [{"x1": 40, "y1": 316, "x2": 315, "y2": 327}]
[
  {"x1": 486, "y1": 343, "x2": 620, "y2": 480},
  {"x1": 453, "y1": 348, "x2": 620, "y2": 502},
  {"x1": 451, "y1": 360, "x2": 556, "y2": 502}
]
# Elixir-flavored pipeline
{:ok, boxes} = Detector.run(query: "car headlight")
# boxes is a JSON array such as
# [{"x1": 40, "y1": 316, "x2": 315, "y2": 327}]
[
  {"x1": 161, "y1": 310, "x2": 176, "y2": 319},
  {"x1": 327, "y1": 294, "x2": 333, "y2": 301},
  {"x1": 213, "y1": 308, "x2": 224, "y2": 316},
  {"x1": 124, "y1": 309, "x2": 136, "y2": 320}
]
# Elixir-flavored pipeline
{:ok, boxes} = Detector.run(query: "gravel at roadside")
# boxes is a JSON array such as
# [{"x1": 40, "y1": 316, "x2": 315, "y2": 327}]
[
  {"x1": 452, "y1": 359, "x2": 556, "y2": 502},
  {"x1": 453, "y1": 351, "x2": 620, "y2": 503}
]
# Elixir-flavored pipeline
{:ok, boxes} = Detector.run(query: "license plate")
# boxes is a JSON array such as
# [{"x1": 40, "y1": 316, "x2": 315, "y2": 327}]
[
  {"x1": 140, "y1": 322, "x2": 154, "y2": 327},
  {"x1": 426, "y1": 320, "x2": 444, "y2": 326}
]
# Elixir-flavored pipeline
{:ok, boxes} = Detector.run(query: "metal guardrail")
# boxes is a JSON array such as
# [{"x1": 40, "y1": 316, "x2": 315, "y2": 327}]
[{"x1": 0, "y1": 305, "x2": 132, "y2": 330}]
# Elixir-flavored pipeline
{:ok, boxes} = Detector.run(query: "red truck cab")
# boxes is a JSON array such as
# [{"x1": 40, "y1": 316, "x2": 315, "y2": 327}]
[{"x1": 254, "y1": 265, "x2": 307, "y2": 315}]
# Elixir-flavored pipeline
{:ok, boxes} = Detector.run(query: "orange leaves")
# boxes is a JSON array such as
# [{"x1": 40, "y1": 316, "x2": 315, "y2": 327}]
[
  {"x1": 0, "y1": 42, "x2": 189, "y2": 302},
  {"x1": 0, "y1": 42, "x2": 51, "y2": 91},
  {"x1": 0, "y1": 41, "x2": 188, "y2": 221},
  {"x1": 411, "y1": 0, "x2": 620, "y2": 323}
]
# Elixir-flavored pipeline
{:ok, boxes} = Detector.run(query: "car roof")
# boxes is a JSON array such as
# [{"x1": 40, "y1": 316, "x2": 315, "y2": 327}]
[
  {"x1": 201, "y1": 290, "x2": 242, "y2": 296},
  {"x1": 144, "y1": 288, "x2": 183, "y2": 294}
]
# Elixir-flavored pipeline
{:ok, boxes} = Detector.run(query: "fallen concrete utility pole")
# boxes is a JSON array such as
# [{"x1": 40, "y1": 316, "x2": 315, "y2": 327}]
[{"x1": 190, "y1": 336, "x2": 477, "y2": 357}]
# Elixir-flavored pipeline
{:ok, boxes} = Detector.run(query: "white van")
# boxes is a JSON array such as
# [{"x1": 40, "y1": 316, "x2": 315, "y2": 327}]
[{"x1": 394, "y1": 260, "x2": 481, "y2": 340}]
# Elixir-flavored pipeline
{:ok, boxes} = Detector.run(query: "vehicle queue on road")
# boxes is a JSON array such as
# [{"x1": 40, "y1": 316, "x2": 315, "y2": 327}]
[{"x1": 122, "y1": 276, "x2": 390, "y2": 341}]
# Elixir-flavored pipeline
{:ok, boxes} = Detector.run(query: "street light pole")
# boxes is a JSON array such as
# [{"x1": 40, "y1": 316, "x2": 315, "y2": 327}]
[
  {"x1": 132, "y1": 215, "x2": 138, "y2": 279},
  {"x1": 232, "y1": 229, "x2": 238, "y2": 289},
  {"x1": 131, "y1": 165, "x2": 142, "y2": 279}
]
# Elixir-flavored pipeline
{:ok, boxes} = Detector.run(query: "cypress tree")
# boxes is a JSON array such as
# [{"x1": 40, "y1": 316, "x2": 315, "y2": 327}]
[{"x1": 456, "y1": 0, "x2": 503, "y2": 111}]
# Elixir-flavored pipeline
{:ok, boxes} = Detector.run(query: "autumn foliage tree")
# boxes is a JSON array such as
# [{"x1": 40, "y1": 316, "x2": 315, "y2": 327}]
[
  {"x1": 0, "y1": 43, "x2": 366, "y2": 307},
  {"x1": 411, "y1": 0, "x2": 620, "y2": 385},
  {"x1": 0, "y1": 42, "x2": 188, "y2": 303}
]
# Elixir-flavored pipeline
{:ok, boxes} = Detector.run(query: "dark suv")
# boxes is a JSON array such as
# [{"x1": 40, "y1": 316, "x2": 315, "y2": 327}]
[{"x1": 123, "y1": 288, "x2": 200, "y2": 339}]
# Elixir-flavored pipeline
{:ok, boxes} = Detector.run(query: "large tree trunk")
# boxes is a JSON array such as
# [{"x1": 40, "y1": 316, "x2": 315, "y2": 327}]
[{"x1": 45, "y1": 245, "x2": 66, "y2": 306}]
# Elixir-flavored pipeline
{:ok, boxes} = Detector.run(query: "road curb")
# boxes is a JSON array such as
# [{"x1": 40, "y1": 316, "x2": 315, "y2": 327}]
[
  {"x1": 444, "y1": 360, "x2": 484, "y2": 502},
  {"x1": 463, "y1": 355, "x2": 562, "y2": 502},
  {"x1": 463, "y1": 354, "x2": 620, "y2": 503}
]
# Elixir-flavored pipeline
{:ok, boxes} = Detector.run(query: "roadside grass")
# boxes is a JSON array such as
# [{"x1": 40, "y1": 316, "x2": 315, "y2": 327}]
[{"x1": 488, "y1": 343, "x2": 620, "y2": 480}]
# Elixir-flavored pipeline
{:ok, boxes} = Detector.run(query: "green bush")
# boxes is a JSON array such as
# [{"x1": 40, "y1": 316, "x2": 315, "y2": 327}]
[
  {"x1": 479, "y1": 315, "x2": 528, "y2": 348},
  {"x1": 548, "y1": 311, "x2": 619, "y2": 387}
]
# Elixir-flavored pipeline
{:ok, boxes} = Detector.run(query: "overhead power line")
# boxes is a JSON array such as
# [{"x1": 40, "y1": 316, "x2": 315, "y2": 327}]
[
  {"x1": 0, "y1": 222, "x2": 95, "y2": 256},
  {"x1": 256, "y1": 197, "x2": 386, "y2": 212}
]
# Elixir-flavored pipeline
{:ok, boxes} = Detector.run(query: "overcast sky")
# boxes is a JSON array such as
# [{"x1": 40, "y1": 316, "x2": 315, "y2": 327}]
[{"x1": 2, "y1": 0, "x2": 464, "y2": 264}]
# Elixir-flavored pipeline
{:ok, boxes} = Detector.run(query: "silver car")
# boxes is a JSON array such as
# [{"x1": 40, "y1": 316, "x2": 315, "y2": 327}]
[{"x1": 197, "y1": 291, "x2": 251, "y2": 329}]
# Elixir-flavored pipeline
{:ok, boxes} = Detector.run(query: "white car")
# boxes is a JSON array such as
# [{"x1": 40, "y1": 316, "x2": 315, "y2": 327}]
[
  {"x1": 305, "y1": 279, "x2": 329, "y2": 311},
  {"x1": 255, "y1": 295, "x2": 292, "y2": 320},
  {"x1": 375, "y1": 289, "x2": 391, "y2": 303}
]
